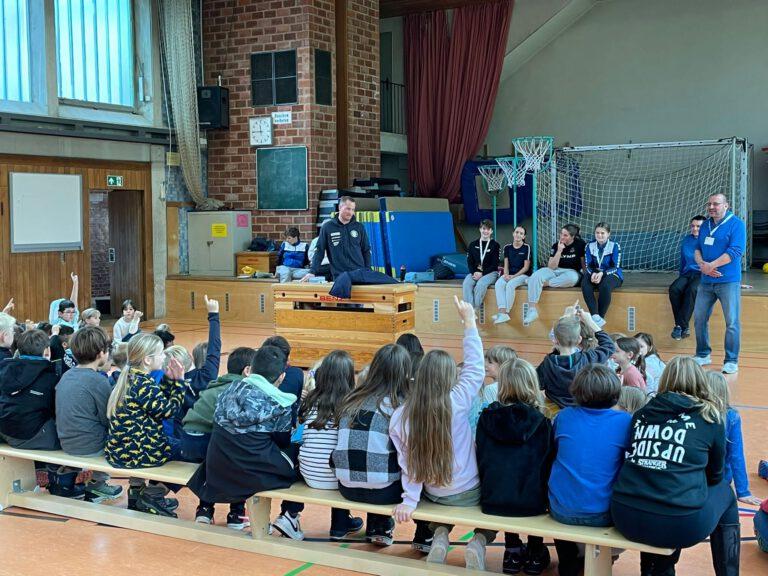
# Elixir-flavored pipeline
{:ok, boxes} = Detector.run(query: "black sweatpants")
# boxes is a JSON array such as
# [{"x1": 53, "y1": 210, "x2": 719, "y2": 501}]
[
  {"x1": 668, "y1": 273, "x2": 700, "y2": 331},
  {"x1": 581, "y1": 274, "x2": 622, "y2": 318}
]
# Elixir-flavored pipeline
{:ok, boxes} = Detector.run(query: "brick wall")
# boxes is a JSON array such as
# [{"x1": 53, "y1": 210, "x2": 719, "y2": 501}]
[
  {"x1": 89, "y1": 193, "x2": 110, "y2": 299},
  {"x1": 202, "y1": 0, "x2": 379, "y2": 241}
]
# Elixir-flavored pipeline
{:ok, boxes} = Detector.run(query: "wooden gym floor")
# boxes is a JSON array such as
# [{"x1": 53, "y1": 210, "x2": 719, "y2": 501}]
[{"x1": 1, "y1": 319, "x2": 766, "y2": 575}]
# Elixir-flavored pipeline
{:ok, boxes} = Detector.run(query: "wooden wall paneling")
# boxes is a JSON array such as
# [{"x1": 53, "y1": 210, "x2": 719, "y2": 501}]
[{"x1": 166, "y1": 206, "x2": 180, "y2": 276}]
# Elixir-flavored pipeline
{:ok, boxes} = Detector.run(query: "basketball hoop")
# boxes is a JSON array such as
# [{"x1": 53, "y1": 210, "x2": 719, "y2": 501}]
[
  {"x1": 513, "y1": 136, "x2": 554, "y2": 173},
  {"x1": 477, "y1": 164, "x2": 507, "y2": 194},
  {"x1": 495, "y1": 156, "x2": 526, "y2": 187}
]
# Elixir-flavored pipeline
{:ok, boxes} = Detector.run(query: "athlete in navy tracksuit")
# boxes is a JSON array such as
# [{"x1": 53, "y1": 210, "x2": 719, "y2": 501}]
[
  {"x1": 668, "y1": 215, "x2": 706, "y2": 340},
  {"x1": 580, "y1": 223, "x2": 622, "y2": 326}
]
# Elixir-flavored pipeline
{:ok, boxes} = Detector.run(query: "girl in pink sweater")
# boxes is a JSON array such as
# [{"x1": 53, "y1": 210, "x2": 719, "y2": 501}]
[{"x1": 612, "y1": 337, "x2": 647, "y2": 391}]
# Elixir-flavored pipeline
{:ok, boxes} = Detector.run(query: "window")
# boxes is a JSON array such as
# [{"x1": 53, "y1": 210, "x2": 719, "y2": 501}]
[
  {"x1": 0, "y1": 0, "x2": 31, "y2": 102},
  {"x1": 55, "y1": 0, "x2": 135, "y2": 108},
  {"x1": 315, "y1": 49, "x2": 331, "y2": 106},
  {"x1": 251, "y1": 50, "x2": 297, "y2": 106}
]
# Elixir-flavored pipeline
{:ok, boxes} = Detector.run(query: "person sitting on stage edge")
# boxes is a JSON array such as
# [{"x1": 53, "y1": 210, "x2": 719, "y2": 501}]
[
  {"x1": 492, "y1": 225, "x2": 531, "y2": 325},
  {"x1": 462, "y1": 219, "x2": 501, "y2": 310},
  {"x1": 523, "y1": 224, "x2": 586, "y2": 325},
  {"x1": 303, "y1": 196, "x2": 371, "y2": 282},
  {"x1": 668, "y1": 215, "x2": 705, "y2": 340},
  {"x1": 580, "y1": 222, "x2": 622, "y2": 329},
  {"x1": 275, "y1": 226, "x2": 310, "y2": 283}
]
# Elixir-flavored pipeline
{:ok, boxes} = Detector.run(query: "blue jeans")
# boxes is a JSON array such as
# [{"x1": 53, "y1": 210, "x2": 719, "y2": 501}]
[{"x1": 694, "y1": 281, "x2": 740, "y2": 363}]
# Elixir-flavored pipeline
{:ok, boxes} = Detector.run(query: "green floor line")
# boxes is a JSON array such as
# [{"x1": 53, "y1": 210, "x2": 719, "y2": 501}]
[
  {"x1": 283, "y1": 562, "x2": 314, "y2": 576},
  {"x1": 447, "y1": 530, "x2": 475, "y2": 552}
]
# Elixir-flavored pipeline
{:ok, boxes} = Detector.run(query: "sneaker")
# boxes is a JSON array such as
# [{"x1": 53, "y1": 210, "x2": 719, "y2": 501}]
[
  {"x1": 758, "y1": 460, "x2": 768, "y2": 480},
  {"x1": 494, "y1": 312, "x2": 511, "y2": 325},
  {"x1": 195, "y1": 504, "x2": 215, "y2": 525},
  {"x1": 490, "y1": 313, "x2": 500, "y2": 322},
  {"x1": 722, "y1": 362, "x2": 739, "y2": 374},
  {"x1": 365, "y1": 518, "x2": 394, "y2": 547},
  {"x1": 47, "y1": 467, "x2": 85, "y2": 500},
  {"x1": 681, "y1": 328, "x2": 691, "y2": 339},
  {"x1": 503, "y1": 546, "x2": 526, "y2": 574},
  {"x1": 329, "y1": 514, "x2": 363, "y2": 540},
  {"x1": 465, "y1": 533, "x2": 487, "y2": 570},
  {"x1": 426, "y1": 526, "x2": 450, "y2": 564},
  {"x1": 523, "y1": 308, "x2": 539, "y2": 325},
  {"x1": 411, "y1": 522, "x2": 433, "y2": 554},
  {"x1": 694, "y1": 355, "x2": 712, "y2": 366},
  {"x1": 523, "y1": 546, "x2": 551, "y2": 575},
  {"x1": 591, "y1": 314, "x2": 606, "y2": 328},
  {"x1": 226, "y1": 510, "x2": 251, "y2": 531},
  {"x1": 127, "y1": 486, "x2": 143, "y2": 510},
  {"x1": 135, "y1": 491, "x2": 178, "y2": 518},
  {"x1": 272, "y1": 512, "x2": 304, "y2": 540},
  {"x1": 671, "y1": 326, "x2": 683, "y2": 340},
  {"x1": 85, "y1": 481, "x2": 123, "y2": 503}
]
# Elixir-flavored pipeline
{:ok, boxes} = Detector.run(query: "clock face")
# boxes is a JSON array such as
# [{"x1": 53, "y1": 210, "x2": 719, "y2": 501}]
[{"x1": 249, "y1": 117, "x2": 272, "y2": 146}]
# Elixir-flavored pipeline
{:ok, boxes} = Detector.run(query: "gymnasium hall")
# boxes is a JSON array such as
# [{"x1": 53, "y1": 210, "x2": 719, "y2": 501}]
[{"x1": 0, "y1": 0, "x2": 767, "y2": 574}]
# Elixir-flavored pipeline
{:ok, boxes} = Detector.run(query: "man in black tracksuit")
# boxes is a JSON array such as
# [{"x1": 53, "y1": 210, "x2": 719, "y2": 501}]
[{"x1": 304, "y1": 196, "x2": 371, "y2": 281}]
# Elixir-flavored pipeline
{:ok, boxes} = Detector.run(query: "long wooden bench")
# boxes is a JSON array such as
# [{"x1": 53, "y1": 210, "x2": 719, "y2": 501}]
[{"x1": 0, "y1": 446, "x2": 672, "y2": 575}]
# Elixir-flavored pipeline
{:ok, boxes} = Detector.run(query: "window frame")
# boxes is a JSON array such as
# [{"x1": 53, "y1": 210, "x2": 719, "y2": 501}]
[{"x1": 250, "y1": 49, "x2": 298, "y2": 107}]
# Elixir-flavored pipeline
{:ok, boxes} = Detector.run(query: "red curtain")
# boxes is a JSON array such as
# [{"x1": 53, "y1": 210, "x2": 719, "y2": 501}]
[{"x1": 405, "y1": 1, "x2": 514, "y2": 201}]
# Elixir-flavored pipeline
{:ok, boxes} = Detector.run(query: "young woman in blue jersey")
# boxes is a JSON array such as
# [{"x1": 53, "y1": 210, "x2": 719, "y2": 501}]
[{"x1": 580, "y1": 222, "x2": 622, "y2": 328}]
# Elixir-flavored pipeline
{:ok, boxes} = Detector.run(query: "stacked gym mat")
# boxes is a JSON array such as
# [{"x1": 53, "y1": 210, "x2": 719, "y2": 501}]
[{"x1": 356, "y1": 211, "x2": 389, "y2": 275}]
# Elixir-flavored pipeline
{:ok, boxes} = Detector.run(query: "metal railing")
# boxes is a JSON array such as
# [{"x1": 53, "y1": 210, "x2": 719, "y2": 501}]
[{"x1": 380, "y1": 79, "x2": 406, "y2": 135}]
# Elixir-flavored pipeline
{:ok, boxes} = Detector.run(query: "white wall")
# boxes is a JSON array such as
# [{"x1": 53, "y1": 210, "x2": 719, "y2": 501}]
[
  {"x1": 486, "y1": 0, "x2": 768, "y2": 208},
  {"x1": 505, "y1": 0, "x2": 572, "y2": 54}
]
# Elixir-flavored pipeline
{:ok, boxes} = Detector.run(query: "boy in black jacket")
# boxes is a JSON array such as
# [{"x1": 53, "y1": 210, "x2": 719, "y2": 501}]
[
  {"x1": 463, "y1": 219, "x2": 501, "y2": 309},
  {"x1": 537, "y1": 309, "x2": 614, "y2": 417},
  {"x1": 0, "y1": 329, "x2": 60, "y2": 449}
]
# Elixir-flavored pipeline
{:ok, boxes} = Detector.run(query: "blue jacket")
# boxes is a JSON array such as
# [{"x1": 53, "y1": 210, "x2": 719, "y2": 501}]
[
  {"x1": 585, "y1": 240, "x2": 622, "y2": 281},
  {"x1": 724, "y1": 407, "x2": 751, "y2": 497},
  {"x1": 277, "y1": 240, "x2": 309, "y2": 269},
  {"x1": 679, "y1": 234, "x2": 700, "y2": 276},
  {"x1": 697, "y1": 211, "x2": 745, "y2": 284}
]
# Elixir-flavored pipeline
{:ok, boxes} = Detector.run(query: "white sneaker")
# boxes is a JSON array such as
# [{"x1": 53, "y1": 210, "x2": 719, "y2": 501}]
[
  {"x1": 722, "y1": 362, "x2": 739, "y2": 374},
  {"x1": 694, "y1": 355, "x2": 712, "y2": 367},
  {"x1": 271, "y1": 512, "x2": 305, "y2": 540},
  {"x1": 426, "y1": 526, "x2": 450, "y2": 564},
  {"x1": 494, "y1": 313, "x2": 510, "y2": 325},
  {"x1": 591, "y1": 314, "x2": 606, "y2": 328},
  {"x1": 490, "y1": 313, "x2": 500, "y2": 322},
  {"x1": 523, "y1": 308, "x2": 539, "y2": 324},
  {"x1": 464, "y1": 533, "x2": 487, "y2": 570}
]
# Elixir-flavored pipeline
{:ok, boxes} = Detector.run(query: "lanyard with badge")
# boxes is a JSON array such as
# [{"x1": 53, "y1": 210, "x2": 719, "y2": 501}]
[
  {"x1": 704, "y1": 213, "x2": 732, "y2": 246},
  {"x1": 479, "y1": 240, "x2": 491, "y2": 267}
]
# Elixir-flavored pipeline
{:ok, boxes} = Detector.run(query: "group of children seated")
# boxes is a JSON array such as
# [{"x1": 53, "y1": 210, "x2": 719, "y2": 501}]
[{"x1": 0, "y1": 278, "x2": 766, "y2": 576}]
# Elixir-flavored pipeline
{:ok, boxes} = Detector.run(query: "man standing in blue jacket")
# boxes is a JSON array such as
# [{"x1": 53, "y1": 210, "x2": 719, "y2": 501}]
[
  {"x1": 669, "y1": 215, "x2": 706, "y2": 340},
  {"x1": 693, "y1": 194, "x2": 746, "y2": 374}
]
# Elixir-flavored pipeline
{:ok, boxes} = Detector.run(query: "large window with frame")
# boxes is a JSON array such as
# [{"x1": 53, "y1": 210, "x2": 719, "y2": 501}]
[
  {"x1": 0, "y1": 0, "x2": 31, "y2": 102},
  {"x1": 55, "y1": 0, "x2": 135, "y2": 108},
  {"x1": 251, "y1": 50, "x2": 297, "y2": 106}
]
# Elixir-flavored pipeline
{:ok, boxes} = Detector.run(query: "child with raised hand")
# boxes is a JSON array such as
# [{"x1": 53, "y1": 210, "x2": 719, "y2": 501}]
[
  {"x1": 477, "y1": 358, "x2": 554, "y2": 575},
  {"x1": 634, "y1": 332, "x2": 665, "y2": 394},
  {"x1": 612, "y1": 337, "x2": 647, "y2": 391},
  {"x1": 111, "y1": 300, "x2": 142, "y2": 344},
  {"x1": 0, "y1": 311, "x2": 15, "y2": 361},
  {"x1": 549, "y1": 364, "x2": 632, "y2": 576},
  {"x1": 105, "y1": 333, "x2": 186, "y2": 516},
  {"x1": 49, "y1": 272, "x2": 80, "y2": 330},
  {"x1": 537, "y1": 308, "x2": 615, "y2": 418},
  {"x1": 273, "y1": 351, "x2": 364, "y2": 541},
  {"x1": 331, "y1": 341, "x2": 418, "y2": 549},
  {"x1": 706, "y1": 371, "x2": 762, "y2": 506},
  {"x1": 390, "y1": 296, "x2": 495, "y2": 570},
  {"x1": 616, "y1": 385, "x2": 648, "y2": 414},
  {"x1": 463, "y1": 219, "x2": 501, "y2": 310}
]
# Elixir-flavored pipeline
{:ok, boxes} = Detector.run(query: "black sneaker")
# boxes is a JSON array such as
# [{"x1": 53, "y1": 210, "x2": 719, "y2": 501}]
[
  {"x1": 135, "y1": 491, "x2": 178, "y2": 518},
  {"x1": 329, "y1": 514, "x2": 364, "y2": 540},
  {"x1": 681, "y1": 328, "x2": 691, "y2": 339},
  {"x1": 503, "y1": 546, "x2": 526, "y2": 574},
  {"x1": 47, "y1": 468, "x2": 86, "y2": 500},
  {"x1": 226, "y1": 510, "x2": 250, "y2": 531},
  {"x1": 366, "y1": 518, "x2": 395, "y2": 547},
  {"x1": 523, "y1": 546, "x2": 551, "y2": 575},
  {"x1": 670, "y1": 326, "x2": 682, "y2": 340},
  {"x1": 195, "y1": 504, "x2": 215, "y2": 525},
  {"x1": 411, "y1": 522, "x2": 433, "y2": 553}
]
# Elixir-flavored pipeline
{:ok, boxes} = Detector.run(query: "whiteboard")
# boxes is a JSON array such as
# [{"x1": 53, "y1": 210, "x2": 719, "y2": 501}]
[{"x1": 10, "y1": 172, "x2": 83, "y2": 252}]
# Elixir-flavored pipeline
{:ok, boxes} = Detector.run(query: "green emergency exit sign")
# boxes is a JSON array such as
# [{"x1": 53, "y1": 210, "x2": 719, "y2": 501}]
[{"x1": 107, "y1": 175, "x2": 123, "y2": 187}]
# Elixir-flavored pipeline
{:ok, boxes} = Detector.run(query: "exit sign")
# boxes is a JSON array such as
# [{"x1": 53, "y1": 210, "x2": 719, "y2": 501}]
[{"x1": 107, "y1": 175, "x2": 123, "y2": 187}]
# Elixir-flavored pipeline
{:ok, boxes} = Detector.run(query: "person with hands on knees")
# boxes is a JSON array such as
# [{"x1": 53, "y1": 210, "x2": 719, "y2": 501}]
[
  {"x1": 463, "y1": 220, "x2": 501, "y2": 310},
  {"x1": 390, "y1": 296, "x2": 496, "y2": 571},
  {"x1": 492, "y1": 225, "x2": 531, "y2": 324},
  {"x1": 580, "y1": 222, "x2": 622, "y2": 328}
]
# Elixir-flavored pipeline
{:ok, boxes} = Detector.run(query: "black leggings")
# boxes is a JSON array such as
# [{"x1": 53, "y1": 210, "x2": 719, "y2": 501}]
[
  {"x1": 581, "y1": 273, "x2": 622, "y2": 318},
  {"x1": 668, "y1": 273, "x2": 700, "y2": 330},
  {"x1": 611, "y1": 479, "x2": 738, "y2": 571}
]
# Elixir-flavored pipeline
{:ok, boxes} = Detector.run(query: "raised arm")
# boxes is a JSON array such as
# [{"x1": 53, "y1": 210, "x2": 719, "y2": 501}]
[{"x1": 69, "y1": 273, "x2": 79, "y2": 309}]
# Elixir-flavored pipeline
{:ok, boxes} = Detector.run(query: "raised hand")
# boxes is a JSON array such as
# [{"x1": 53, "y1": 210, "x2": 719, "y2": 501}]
[
  {"x1": 70, "y1": 272, "x2": 79, "y2": 284},
  {"x1": 454, "y1": 294, "x2": 476, "y2": 327},
  {"x1": 204, "y1": 294, "x2": 219, "y2": 313},
  {"x1": 2, "y1": 298, "x2": 14, "y2": 314}
]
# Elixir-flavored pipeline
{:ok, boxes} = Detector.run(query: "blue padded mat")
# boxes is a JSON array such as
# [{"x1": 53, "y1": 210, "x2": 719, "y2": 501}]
[
  {"x1": 461, "y1": 159, "x2": 533, "y2": 225},
  {"x1": 382, "y1": 211, "x2": 457, "y2": 276},
  {"x1": 357, "y1": 211, "x2": 389, "y2": 275}
]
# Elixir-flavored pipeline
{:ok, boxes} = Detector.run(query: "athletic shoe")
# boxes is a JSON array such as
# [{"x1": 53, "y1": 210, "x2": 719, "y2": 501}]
[
  {"x1": 365, "y1": 518, "x2": 394, "y2": 546},
  {"x1": 591, "y1": 315, "x2": 606, "y2": 328},
  {"x1": 523, "y1": 546, "x2": 551, "y2": 575},
  {"x1": 426, "y1": 526, "x2": 450, "y2": 564},
  {"x1": 329, "y1": 514, "x2": 363, "y2": 540},
  {"x1": 681, "y1": 328, "x2": 691, "y2": 339},
  {"x1": 671, "y1": 326, "x2": 683, "y2": 340},
  {"x1": 411, "y1": 522, "x2": 433, "y2": 553},
  {"x1": 47, "y1": 467, "x2": 85, "y2": 500},
  {"x1": 494, "y1": 312, "x2": 511, "y2": 325},
  {"x1": 85, "y1": 480, "x2": 123, "y2": 503},
  {"x1": 523, "y1": 308, "x2": 539, "y2": 325},
  {"x1": 503, "y1": 547, "x2": 525, "y2": 574},
  {"x1": 722, "y1": 362, "x2": 739, "y2": 374},
  {"x1": 272, "y1": 512, "x2": 304, "y2": 540},
  {"x1": 758, "y1": 460, "x2": 768, "y2": 480},
  {"x1": 226, "y1": 510, "x2": 251, "y2": 531},
  {"x1": 490, "y1": 313, "x2": 500, "y2": 322},
  {"x1": 465, "y1": 533, "x2": 487, "y2": 570},
  {"x1": 195, "y1": 504, "x2": 215, "y2": 524},
  {"x1": 135, "y1": 491, "x2": 178, "y2": 518},
  {"x1": 694, "y1": 355, "x2": 712, "y2": 367}
]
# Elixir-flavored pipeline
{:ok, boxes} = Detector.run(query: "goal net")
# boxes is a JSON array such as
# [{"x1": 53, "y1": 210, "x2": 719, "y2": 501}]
[{"x1": 536, "y1": 139, "x2": 751, "y2": 272}]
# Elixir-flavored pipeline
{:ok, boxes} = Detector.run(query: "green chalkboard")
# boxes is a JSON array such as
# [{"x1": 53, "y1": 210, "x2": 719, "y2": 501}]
[{"x1": 256, "y1": 146, "x2": 308, "y2": 210}]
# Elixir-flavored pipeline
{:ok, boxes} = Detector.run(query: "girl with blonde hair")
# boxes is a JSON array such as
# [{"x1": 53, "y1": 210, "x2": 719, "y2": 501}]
[
  {"x1": 390, "y1": 296, "x2": 495, "y2": 570},
  {"x1": 611, "y1": 357, "x2": 740, "y2": 576}
]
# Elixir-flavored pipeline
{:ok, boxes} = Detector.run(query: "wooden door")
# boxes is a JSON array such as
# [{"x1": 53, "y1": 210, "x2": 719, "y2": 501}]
[{"x1": 108, "y1": 190, "x2": 144, "y2": 315}]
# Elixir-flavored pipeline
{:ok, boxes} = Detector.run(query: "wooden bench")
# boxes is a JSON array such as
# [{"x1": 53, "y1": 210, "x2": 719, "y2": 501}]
[{"x1": 0, "y1": 446, "x2": 672, "y2": 575}]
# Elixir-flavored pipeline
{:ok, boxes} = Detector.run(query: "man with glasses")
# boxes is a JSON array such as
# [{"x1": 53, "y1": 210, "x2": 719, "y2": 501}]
[
  {"x1": 669, "y1": 215, "x2": 706, "y2": 340},
  {"x1": 693, "y1": 194, "x2": 746, "y2": 374}
]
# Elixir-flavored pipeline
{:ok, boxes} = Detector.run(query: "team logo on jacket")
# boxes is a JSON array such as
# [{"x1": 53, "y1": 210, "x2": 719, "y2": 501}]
[
  {"x1": 331, "y1": 232, "x2": 341, "y2": 246},
  {"x1": 351, "y1": 230, "x2": 359, "y2": 238}
]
